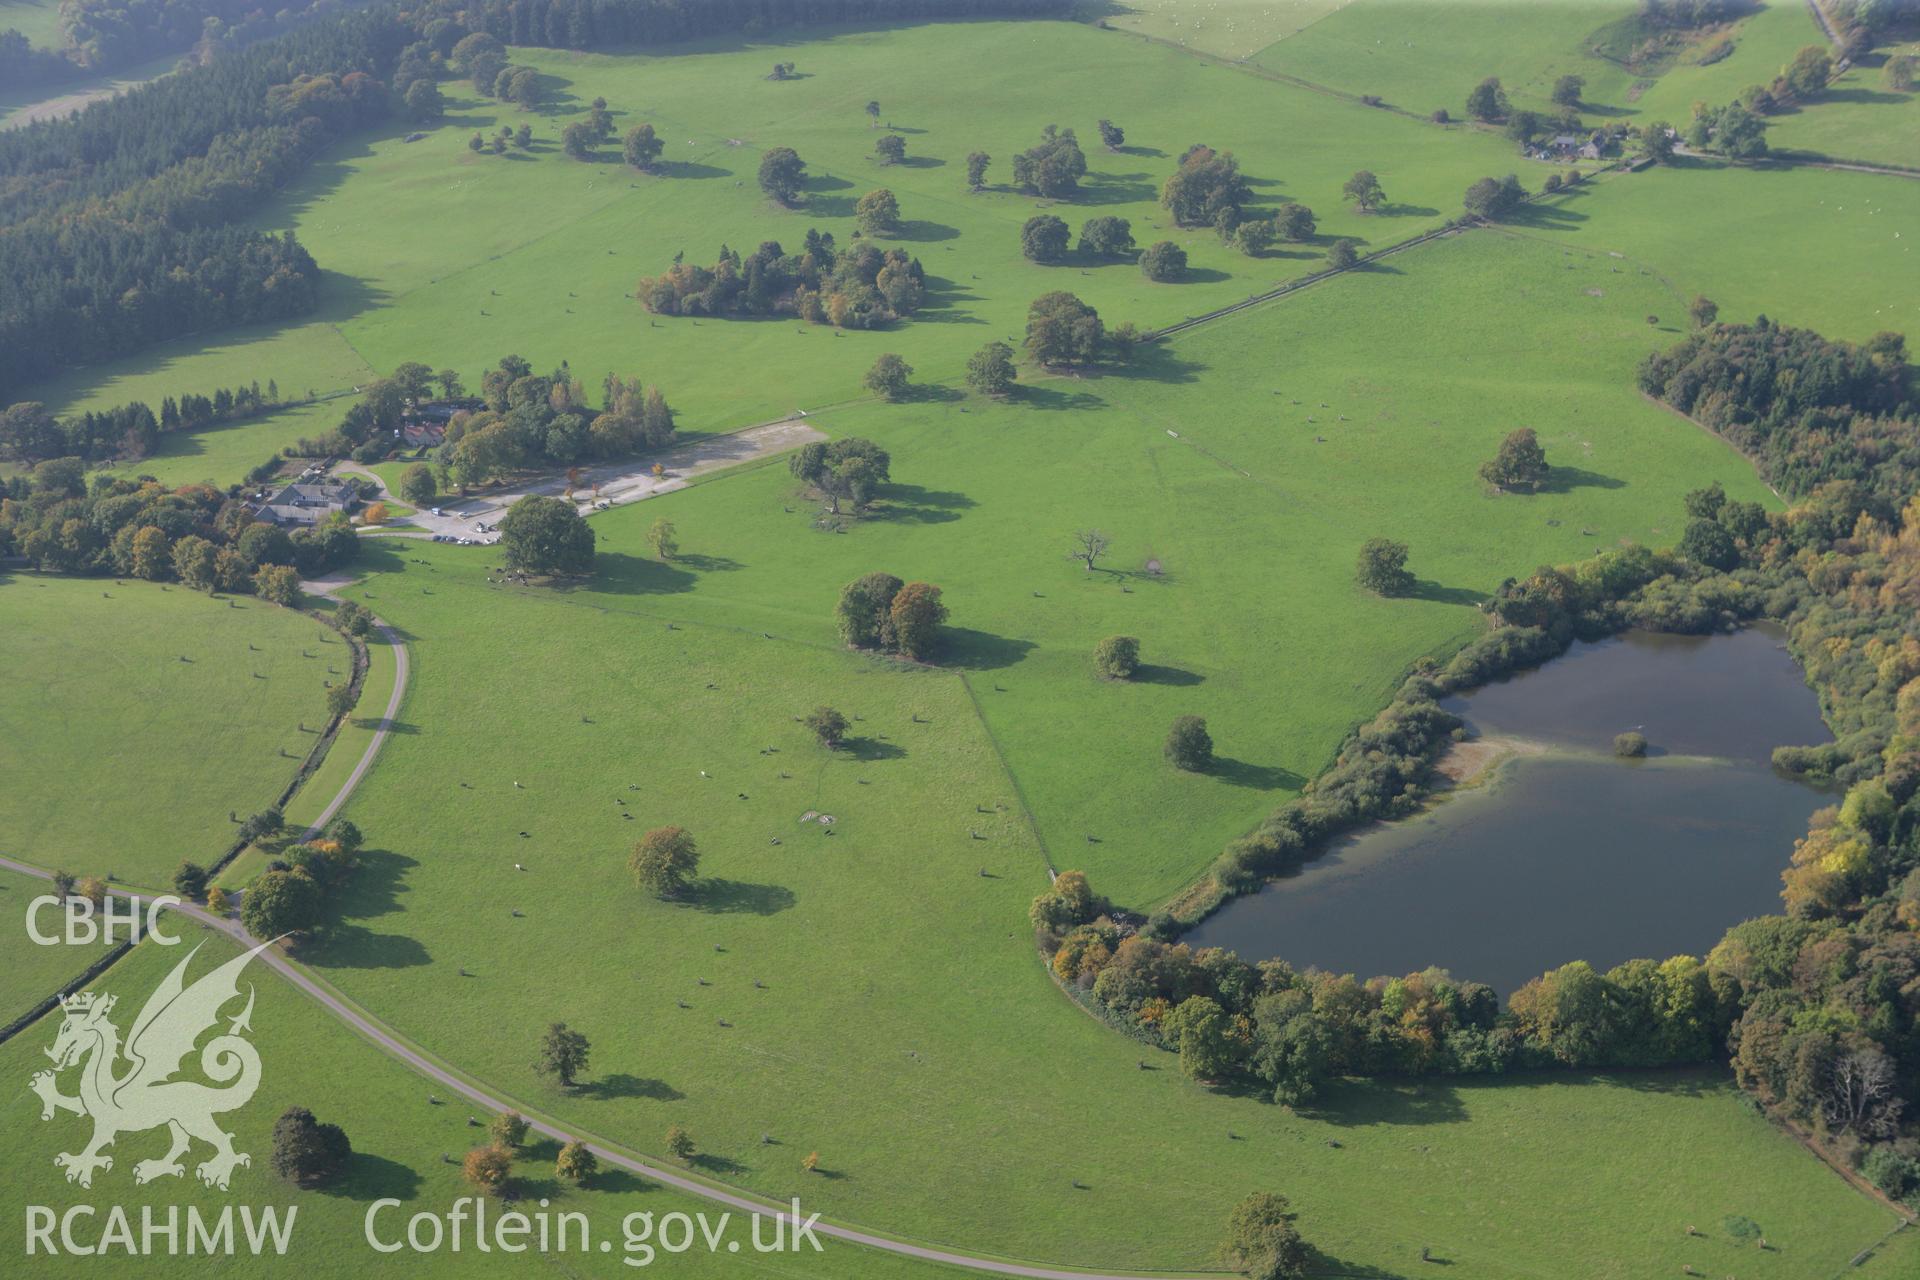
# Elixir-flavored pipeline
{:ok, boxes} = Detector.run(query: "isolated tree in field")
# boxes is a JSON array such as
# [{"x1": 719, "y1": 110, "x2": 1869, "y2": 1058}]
[
  {"x1": 631, "y1": 826, "x2": 699, "y2": 898},
  {"x1": 874, "y1": 134, "x2": 905, "y2": 165},
  {"x1": 1139, "y1": 240, "x2": 1187, "y2": 282},
  {"x1": 966, "y1": 342, "x2": 1018, "y2": 397},
  {"x1": 1355, "y1": 537, "x2": 1413, "y2": 595},
  {"x1": 500, "y1": 495, "x2": 595, "y2": 576},
  {"x1": 1466, "y1": 76, "x2": 1510, "y2": 121},
  {"x1": 399, "y1": 463, "x2": 435, "y2": 505},
  {"x1": 1636, "y1": 121, "x2": 1676, "y2": 164},
  {"x1": 535, "y1": 1022, "x2": 591, "y2": 1087},
  {"x1": 327, "y1": 681, "x2": 356, "y2": 721},
  {"x1": 865, "y1": 100, "x2": 881, "y2": 127},
  {"x1": 889, "y1": 582, "x2": 948, "y2": 660},
  {"x1": 758, "y1": 147, "x2": 808, "y2": 205},
  {"x1": 856, "y1": 188, "x2": 901, "y2": 235},
  {"x1": 837, "y1": 572, "x2": 904, "y2": 648},
  {"x1": 666, "y1": 1125, "x2": 696, "y2": 1163},
  {"x1": 1069, "y1": 528, "x2": 1111, "y2": 570},
  {"x1": 865, "y1": 353, "x2": 913, "y2": 401},
  {"x1": 1463, "y1": 174, "x2": 1526, "y2": 220},
  {"x1": 1025, "y1": 291, "x2": 1106, "y2": 366},
  {"x1": 1325, "y1": 238, "x2": 1360, "y2": 270},
  {"x1": 1222, "y1": 1192, "x2": 1310, "y2": 1280},
  {"x1": 173, "y1": 862, "x2": 208, "y2": 900},
  {"x1": 646, "y1": 517, "x2": 677, "y2": 561},
  {"x1": 1078, "y1": 215, "x2": 1134, "y2": 258},
  {"x1": 1273, "y1": 202, "x2": 1315, "y2": 242},
  {"x1": 562, "y1": 120, "x2": 595, "y2": 159},
  {"x1": 803, "y1": 1151, "x2": 821, "y2": 1174},
  {"x1": 1552, "y1": 74, "x2": 1585, "y2": 107},
  {"x1": 556, "y1": 1140, "x2": 597, "y2": 1184},
  {"x1": 1888, "y1": 55, "x2": 1917, "y2": 93},
  {"x1": 1689, "y1": 295, "x2": 1719, "y2": 328},
  {"x1": 270, "y1": 1107, "x2": 351, "y2": 1186},
  {"x1": 488, "y1": 1112, "x2": 529, "y2": 1149},
  {"x1": 1166, "y1": 715, "x2": 1213, "y2": 772},
  {"x1": 1021, "y1": 214, "x2": 1071, "y2": 264},
  {"x1": 1342, "y1": 170, "x2": 1385, "y2": 213},
  {"x1": 463, "y1": 1145, "x2": 512, "y2": 1196},
  {"x1": 807, "y1": 706, "x2": 850, "y2": 748},
  {"x1": 1094, "y1": 635, "x2": 1140, "y2": 680},
  {"x1": 240, "y1": 869, "x2": 322, "y2": 940},
  {"x1": 792, "y1": 438, "x2": 892, "y2": 514},
  {"x1": 1097, "y1": 118, "x2": 1125, "y2": 150},
  {"x1": 1011, "y1": 125, "x2": 1087, "y2": 198},
  {"x1": 624, "y1": 123, "x2": 663, "y2": 171},
  {"x1": 1480, "y1": 427, "x2": 1549, "y2": 491}
]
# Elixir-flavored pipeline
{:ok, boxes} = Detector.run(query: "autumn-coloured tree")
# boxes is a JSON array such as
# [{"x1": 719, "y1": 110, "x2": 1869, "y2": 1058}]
[
  {"x1": 802, "y1": 1151, "x2": 821, "y2": 1173},
  {"x1": 888, "y1": 582, "x2": 947, "y2": 661},
  {"x1": 361, "y1": 501, "x2": 389, "y2": 525},
  {"x1": 77, "y1": 876, "x2": 108, "y2": 906},
  {"x1": 207, "y1": 886, "x2": 232, "y2": 914},
  {"x1": 556, "y1": 1140, "x2": 598, "y2": 1184},
  {"x1": 463, "y1": 1144, "x2": 513, "y2": 1196}
]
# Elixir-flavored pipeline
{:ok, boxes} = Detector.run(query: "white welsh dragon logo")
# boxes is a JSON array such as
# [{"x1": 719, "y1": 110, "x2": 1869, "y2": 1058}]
[{"x1": 30, "y1": 940, "x2": 273, "y2": 1190}]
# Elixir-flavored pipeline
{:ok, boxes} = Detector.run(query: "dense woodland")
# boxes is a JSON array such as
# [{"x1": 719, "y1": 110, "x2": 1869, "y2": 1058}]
[
  {"x1": 0, "y1": 0, "x2": 1068, "y2": 406},
  {"x1": 1034, "y1": 320, "x2": 1920, "y2": 1202}
]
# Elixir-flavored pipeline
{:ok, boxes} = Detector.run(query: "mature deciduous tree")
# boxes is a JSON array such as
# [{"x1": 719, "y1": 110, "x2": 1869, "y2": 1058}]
[
  {"x1": 965, "y1": 341, "x2": 1018, "y2": 397},
  {"x1": 1021, "y1": 214, "x2": 1071, "y2": 263},
  {"x1": 1355, "y1": 537, "x2": 1412, "y2": 594},
  {"x1": 1342, "y1": 170, "x2": 1385, "y2": 213},
  {"x1": 1094, "y1": 635, "x2": 1140, "y2": 680},
  {"x1": 500, "y1": 495, "x2": 595, "y2": 576},
  {"x1": 1479, "y1": 427, "x2": 1549, "y2": 491},
  {"x1": 1165, "y1": 715, "x2": 1213, "y2": 771},
  {"x1": 1139, "y1": 240, "x2": 1187, "y2": 282},
  {"x1": 534, "y1": 1022, "x2": 591, "y2": 1087},
  {"x1": 889, "y1": 582, "x2": 947, "y2": 660},
  {"x1": 758, "y1": 147, "x2": 807, "y2": 205},
  {"x1": 1025, "y1": 291, "x2": 1106, "y2": 364},
  {"x1": 631, "y1": 826, "x2": 699, "y2": 898},
  {"x1": 270, "y1": 1107, "x2": 351, "y2": 1186}
]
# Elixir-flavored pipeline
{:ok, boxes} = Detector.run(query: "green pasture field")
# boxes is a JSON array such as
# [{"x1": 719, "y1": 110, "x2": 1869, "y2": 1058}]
[
  {"x1": 0, "y1": 575, "x2": 336, "y2": 889},
  {"x1": 1513, "y1": 159, "x2": 1920, "y2": 341},
  {"x1": 0, "y1": 0, "x2": 62, "y2": 49},
  {"x1": 257, "y1": 20, "x2": 1526, "y2": 433},
  {"x1": 279, "y1": 223, "x2": 1874, "y2": 1275},
  {"x1": 1251, "y1": 0, "x2": 1815, "y2": 117},
  {"x1": 1102, "y1": 0, "x2": 1352, "y2": 60},
  {"x1": 1766, "y1": 44, "x2": 1920, "y2": 169},
  {"x1": 0, "y1": 929, "x2": 961, "y2": 1278},
  {"x1": 284, "y1": 527, "x2": 1898, "y2": 1276},
  {"x1": 0, "y1": 868, "x2": 116, "y2": 1028}
]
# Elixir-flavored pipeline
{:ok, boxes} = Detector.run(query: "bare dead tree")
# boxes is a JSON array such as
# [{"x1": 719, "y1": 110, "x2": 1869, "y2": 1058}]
[
  {"x1": 1069, "y1": 529, "x2": 1111, "y2": 571},
  {"x1": 1824, "y1": 1047, "x2": 1903, "y2": 1138}
]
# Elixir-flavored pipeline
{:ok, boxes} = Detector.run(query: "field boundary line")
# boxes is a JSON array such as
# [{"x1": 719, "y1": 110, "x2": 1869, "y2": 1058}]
[{"x1": 956, "y1": 672, "x2": 1057, "y2": 877}]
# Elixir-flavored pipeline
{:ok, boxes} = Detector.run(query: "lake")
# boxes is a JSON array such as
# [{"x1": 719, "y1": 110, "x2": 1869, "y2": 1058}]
[{"x1": 1186, "y1": 627, "x2": 1832, "y2": 992}]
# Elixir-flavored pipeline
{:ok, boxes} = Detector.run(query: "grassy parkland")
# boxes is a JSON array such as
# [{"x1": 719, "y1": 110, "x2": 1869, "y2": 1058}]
[{"x1": 0, "y1": 575, "x2": 336, "y2": 887}]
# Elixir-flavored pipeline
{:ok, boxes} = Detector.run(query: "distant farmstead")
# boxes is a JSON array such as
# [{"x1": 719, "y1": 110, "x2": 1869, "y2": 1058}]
[
  {"x1": 248, "y1": 478, "x2": 362, "y2": 527},
  {"x1": 398, "y1": 396, "x2": 482, "y2": 449}
]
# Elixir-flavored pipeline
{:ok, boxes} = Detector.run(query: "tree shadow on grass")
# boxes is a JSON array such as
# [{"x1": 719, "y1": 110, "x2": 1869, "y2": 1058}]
[
  {"x1": 887, "y1": 483, "x2": 975, "y2": 512},
  {"x1": 329, "y1": 848, "x2": 416, "y2": 920},
  {"x1": 1535, "y1": 465, "x2": 1625, "y2": 494},
  {"x1": 893, "y1": 219, "x2": 959, "y2": 242},
  {"x1": 1211, "y1": 756, "x2": 1303, "y2": 790},
  {"x1": 1135, "y1": 663, "x2": 1204, "y2": 687},
  {"x1": 593, "y1": 1169, "x2": 659, "y2": 1195},
  {"x1": 1015, "y1": 384, "x2": 1106, "y2": 412},
  {"x1": 1504, "y1": 202, "x2": 1588, "y2": 231},
  {"x1": 1401, "y1": 578, "x2": 1487, "y2": 607},
  {"x1": 674, "y1": 553, "x2": 743, "y2": 572},
  {"x1": 894, "y1": 154, "x2": 946, "y2": 168},
  {"x1": 589, "y1": 552, "x2": 698, "y2": 595},
  {"x1": 1306, "y1": 1078, "x2": 1469, "y2": 1127},
  {"x1": 680, "y1": 879, "x2": 796, "y2": 916},
  {"x1": 323, "y1": 1152, "x2": 424, "y2": 1202},
  {"x1": 942, "y1": 627, "x2": 1037, "y2": 671},
  {"x1": 692, "y1": 1153, "x2": 749, "y2": 1175},
  {"x1": 1092, "y1": 343, "x2": 1205, "y2": 387},
  {"x1": 306, "y1": 924, "x2": 432, "y2": 970},
  {"x1": 1382, "y1": 202, "x2": 1440, "y2": 218},
  {"x1": 845, "y1": 736, "x2": 905, "y2": 761},
  {"x1": 578, "y1": 1073, "x2": 685, "y2": 1102},
  {"x1": 653, "y1": 159, "x2": 732, "y2": 180},
  {"x1": 1076, "y1": 173, "x2": 1157, "y2": 205}
]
